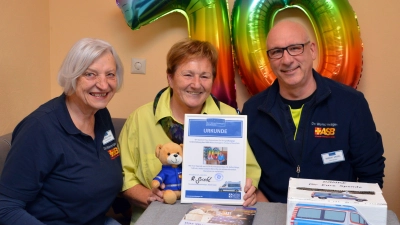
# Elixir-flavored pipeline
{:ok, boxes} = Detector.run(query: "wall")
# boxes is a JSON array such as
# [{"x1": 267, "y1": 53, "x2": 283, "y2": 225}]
[
  {"x1": 0, "y1": 0, "x2": 50, "y2": 134},
  {"x1": 49, "y1": 1, "x2": 188, "y2": 118},
  {"x1": 0, "y1": 0, "x2": 398, "y2": 216}
]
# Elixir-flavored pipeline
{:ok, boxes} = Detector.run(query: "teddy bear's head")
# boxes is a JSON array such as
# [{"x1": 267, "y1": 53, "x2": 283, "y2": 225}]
[{"x1": 155, "y1": 142, "x2": 183, "y2": 166}]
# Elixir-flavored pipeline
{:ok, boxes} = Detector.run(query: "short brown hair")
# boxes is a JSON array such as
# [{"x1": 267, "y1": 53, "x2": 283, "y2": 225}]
[{"x1": 166, "y1": 39, "x2": 218, "y2": 80}]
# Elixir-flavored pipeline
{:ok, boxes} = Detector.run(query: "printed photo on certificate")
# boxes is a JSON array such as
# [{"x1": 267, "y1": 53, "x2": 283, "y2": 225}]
[{"x1": 181, "y1": 114, "x2": 247, "y2": 205}]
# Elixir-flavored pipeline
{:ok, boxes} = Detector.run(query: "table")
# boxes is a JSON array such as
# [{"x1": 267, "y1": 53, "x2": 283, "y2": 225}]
[{"x1": 135, "y1": 201, "x2": 400, "y2": 225}]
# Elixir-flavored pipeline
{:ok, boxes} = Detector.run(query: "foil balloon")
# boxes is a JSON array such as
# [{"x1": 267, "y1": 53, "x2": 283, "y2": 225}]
[
  {"x1": 231, "y1": 0, "x2": 363, "y2": 95},
  {"x1": 116, "y1": 0, "x2": 237, "y2": 108}
]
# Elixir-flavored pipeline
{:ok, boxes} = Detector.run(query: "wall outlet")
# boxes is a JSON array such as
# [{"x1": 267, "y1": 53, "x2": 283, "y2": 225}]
[{"x1": 131, "y1": 58, "x2": 146, "y2": 74}]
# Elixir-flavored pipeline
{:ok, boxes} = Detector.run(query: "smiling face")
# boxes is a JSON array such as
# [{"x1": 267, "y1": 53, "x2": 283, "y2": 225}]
[
  {"x1": 156, "y1": 143, "x2": 183, "y2": 166},
  {"x1": 267, "y1": 20, "x2": 317, "y2": 99},
  {"x1": 168, "y1": 57, "x2": 214, "y2": 114},
  {"x1": 68, "y1": 51, "x2": 117, "y2": 114}
]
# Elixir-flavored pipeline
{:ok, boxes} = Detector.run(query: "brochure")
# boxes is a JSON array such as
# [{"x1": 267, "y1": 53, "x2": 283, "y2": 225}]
[
  {"x1": 287, "y1": 178, "x2": 387, "y2": 225},
  {"x1": 179, "y1": 203, "x2": 257, "y2": 225},
  {"x1": 181, "y1": 114, "x2": 247, "y2": 205}
]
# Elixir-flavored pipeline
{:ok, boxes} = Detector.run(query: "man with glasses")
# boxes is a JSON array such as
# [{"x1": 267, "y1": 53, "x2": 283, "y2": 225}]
[{"x1": 241, "y1": 20, "x2": 385, "y2": 203}]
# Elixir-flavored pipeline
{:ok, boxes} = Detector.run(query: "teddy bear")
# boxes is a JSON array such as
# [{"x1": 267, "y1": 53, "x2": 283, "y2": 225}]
[{"x1": 151, "y1": 142, "x2": 183, "y2": 204}]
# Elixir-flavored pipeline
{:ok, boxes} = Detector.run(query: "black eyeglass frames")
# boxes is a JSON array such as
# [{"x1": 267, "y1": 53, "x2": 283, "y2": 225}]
[{"x1": 266, "y1": 41, "x2": 310, "y2": 59}]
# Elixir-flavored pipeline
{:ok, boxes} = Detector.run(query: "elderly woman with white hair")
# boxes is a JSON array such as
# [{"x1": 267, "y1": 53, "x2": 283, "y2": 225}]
[{"x1": 0, "y1": 38, "x2": 124, "y2": 225}]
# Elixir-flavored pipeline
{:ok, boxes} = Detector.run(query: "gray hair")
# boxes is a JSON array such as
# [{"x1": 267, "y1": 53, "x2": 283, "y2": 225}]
[{"x1": 58, "y1": 38, "x2": 124, "y2": 95}]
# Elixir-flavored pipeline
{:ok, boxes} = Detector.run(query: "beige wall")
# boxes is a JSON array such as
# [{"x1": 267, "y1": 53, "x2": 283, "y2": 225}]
[
  {"x1": 0, "y1": 0, "x2": 50, "y2": 135},
  {"x1": 1, "y1": 0, "x2": 399, "y2": 216}
]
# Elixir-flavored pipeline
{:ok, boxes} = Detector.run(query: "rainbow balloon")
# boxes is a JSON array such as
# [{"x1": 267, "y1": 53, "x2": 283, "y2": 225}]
[
  {"x1": 116, "y1": 0, "x2": 363, "y2": 102},
  {"x1": 231, "y1": 0, "x2": 363, "y2": 95},
  {"x1": 116, "y1": 0, "x2": 237, "y2": 108}
]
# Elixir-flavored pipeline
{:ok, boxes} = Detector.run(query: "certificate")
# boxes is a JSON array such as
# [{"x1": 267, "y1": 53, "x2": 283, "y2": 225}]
[{"x1": 181, "y1": 114, "x2": 247, "y2": 205}]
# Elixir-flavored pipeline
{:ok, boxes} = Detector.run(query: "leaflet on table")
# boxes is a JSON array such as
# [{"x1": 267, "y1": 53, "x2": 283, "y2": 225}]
[
  {"x1": 181, "y1": 114, "x2": 247, "y2": 205},
  {"x1": 179, "y1": 203, "x2": 256, "y2": 225}
]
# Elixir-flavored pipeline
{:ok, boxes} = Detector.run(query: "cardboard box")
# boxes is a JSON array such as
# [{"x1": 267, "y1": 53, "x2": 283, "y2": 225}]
[{"x1": 287, "y1": 178, "x2": 387, "y2": 225}]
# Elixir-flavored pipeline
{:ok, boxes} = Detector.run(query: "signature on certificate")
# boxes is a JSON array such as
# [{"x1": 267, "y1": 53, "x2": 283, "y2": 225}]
[{"x1": 191, "y1": 176, "x2": 212, "y2": 184}]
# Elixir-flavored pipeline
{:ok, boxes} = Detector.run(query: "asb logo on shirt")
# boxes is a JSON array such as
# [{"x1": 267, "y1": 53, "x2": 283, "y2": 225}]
[
  {"x1": 314, "y1": 127, "x2": 336, "y2": 138},
  {"x1": 108, "y1": 147, "x2": 120, "y2": 159}
]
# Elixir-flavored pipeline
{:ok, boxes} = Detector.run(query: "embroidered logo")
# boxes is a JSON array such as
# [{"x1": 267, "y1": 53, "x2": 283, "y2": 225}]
[
  {"x1": 107, "y1": 147, "x2": 120, "y2": 159},
  {"x1": 102, "y1": 130, "x2": 115, "y2": 145},
  {"x1": 314, "y1": 127, "x2": 336, "y2": 138}
]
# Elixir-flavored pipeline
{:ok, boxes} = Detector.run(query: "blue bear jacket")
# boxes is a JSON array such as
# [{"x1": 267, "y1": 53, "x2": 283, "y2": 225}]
[{"x1": 153, "y1": 165, "x2": 182, "y2": 191}]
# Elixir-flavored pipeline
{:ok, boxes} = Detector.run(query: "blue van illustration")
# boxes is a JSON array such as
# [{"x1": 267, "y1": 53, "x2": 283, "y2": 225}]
[
  {"x1": 218, "y1": 181, "x2": 241, "y2": 192},
  {"x1": 311, "y1": 192, "x2": 367, "y2": 202},
  {"x1": 290, "y1": 203, "x2": 369, "y2": 225}
]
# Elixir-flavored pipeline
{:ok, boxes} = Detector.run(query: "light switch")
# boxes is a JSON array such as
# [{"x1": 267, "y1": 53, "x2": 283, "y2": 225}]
[{"x1": 131, "y1": 58, "x2": 146, "y2": 74}]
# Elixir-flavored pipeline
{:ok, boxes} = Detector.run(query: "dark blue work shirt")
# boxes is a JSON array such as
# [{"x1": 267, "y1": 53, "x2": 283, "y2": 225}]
[{"x1": 0, "y1": 94, "x2": 123, "y2": 225}]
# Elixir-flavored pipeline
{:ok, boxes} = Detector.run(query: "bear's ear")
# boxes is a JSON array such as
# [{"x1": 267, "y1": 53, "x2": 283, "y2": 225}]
[
  {"x1": 155, "y1": 144, "x2": 163, "y2": 158},
  {"x1": 180, "y1": 144, "x2": 183, "y2": 149}
]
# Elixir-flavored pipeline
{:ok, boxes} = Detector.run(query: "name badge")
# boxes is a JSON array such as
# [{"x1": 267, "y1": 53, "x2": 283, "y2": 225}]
[
  {"x1": 102, "y1": 130, "x2": 115, "y2": 145},
  {"x1": 321, "y1": 150, "x2": 345, "y2": 164}
]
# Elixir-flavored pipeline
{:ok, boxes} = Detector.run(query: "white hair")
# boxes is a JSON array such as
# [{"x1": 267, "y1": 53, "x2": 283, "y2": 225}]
[{"x1": 57, "y1": 38, "x2": 124, "y2": 94}]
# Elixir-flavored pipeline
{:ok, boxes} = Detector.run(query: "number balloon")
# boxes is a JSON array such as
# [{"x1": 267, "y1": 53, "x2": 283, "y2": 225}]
[
  {"x1": 231, "y1": 0, "x2": 363, "y2": 95},
  {"x1": 116, "y1": 0, "x2": 237, "y2": 108}
]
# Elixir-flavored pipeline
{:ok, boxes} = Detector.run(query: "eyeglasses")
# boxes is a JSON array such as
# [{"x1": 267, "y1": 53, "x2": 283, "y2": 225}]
[{"x1": 266, "y1": 41, "x2": 310, "y2": 59}]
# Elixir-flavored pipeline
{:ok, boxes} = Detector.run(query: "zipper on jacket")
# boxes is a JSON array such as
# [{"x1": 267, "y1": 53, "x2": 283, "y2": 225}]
[
  {"x1": 297, "y1": 100, "x2": 317, "y2": 179},
  {"x1": 267, "y1": 111, "x2": 300, "y2": 177},
  {"x1": 296, "y1": 165, "x2": 300, "y2": 177}
]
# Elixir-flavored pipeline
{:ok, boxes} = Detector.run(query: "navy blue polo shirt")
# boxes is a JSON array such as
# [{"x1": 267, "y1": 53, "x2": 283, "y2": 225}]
[{"x1": 0, "y1": 94, "x2": 123, "y2": 224}]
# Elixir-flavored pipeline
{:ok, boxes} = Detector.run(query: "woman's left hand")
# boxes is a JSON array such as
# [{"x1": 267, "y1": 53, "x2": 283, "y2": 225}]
[
  {"x1": 148, "y1": 183, "x2": 166, "y2": 204},
  {"x1": 242, "y1": 178, "x2": 257, "y2": 207}
]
